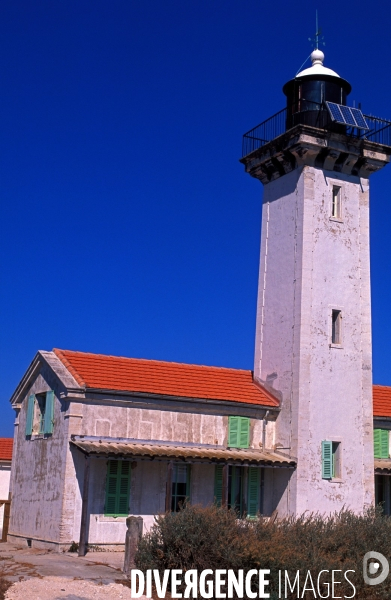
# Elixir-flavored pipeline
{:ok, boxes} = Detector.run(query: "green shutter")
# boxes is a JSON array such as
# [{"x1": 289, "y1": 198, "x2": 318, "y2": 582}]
[
  {"x1": 247, "y1": 467, "x2": 260, "y2": 518},
  {"x1": 43, "y1": 391, "x2": 54, "y2": 435},
  {"x1": 25, "y1": 395, "x2": 35, "y2": 436},
  {"x1": 228, "y1": 417, "x2": 239, "y2": 447},
  {"x1": 374, "y1": 429, "x2": 389, "y2": 459},
  {"x1": 228, "y1": 417, "x2": 250, "y2": 448},
  {"x1": 239, "y1": 418, "x2": 250, "y2": 448},
  {"x1": 380, "y1": 430, "x2": 389, "y2": 459},
  {"x1": 322, "y1": 441, "x2": 333, "y2": 479},
  {"x1": 105, "y1": 460, "x2": 131, "y2": 516},
  {"x1": 374, "y1": 429, "x2": 381, "y2": 458},
  {"x1": 214, "y1": 465, "x2": 223, "y2": 507},
  {"x1": 117, "y1": 461, "x2": 131, "y2": 515}
]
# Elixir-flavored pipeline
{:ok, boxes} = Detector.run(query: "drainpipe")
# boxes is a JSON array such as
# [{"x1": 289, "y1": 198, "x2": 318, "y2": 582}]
[{"x1": 262, "y1": 411, "x2": 270, "y2": 450}]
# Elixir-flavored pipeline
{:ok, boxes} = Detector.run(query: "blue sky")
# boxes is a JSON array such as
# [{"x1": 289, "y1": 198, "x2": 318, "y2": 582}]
[{"x1": 1, "y1": 1, "x2": 390, "y2": 436}]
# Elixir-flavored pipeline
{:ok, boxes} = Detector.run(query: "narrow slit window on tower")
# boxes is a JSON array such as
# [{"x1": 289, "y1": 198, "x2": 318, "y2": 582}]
[
  {"x1": 331, "y1": 186, "x2": 342, "y2": 219},
  {"x1": 331, "y1": 310, "x2": 342, "y2": 345}
]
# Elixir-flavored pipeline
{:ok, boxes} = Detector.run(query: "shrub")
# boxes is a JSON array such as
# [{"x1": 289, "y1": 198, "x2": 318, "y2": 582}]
[
  {"x1": 135, "y1": 504, "x2": 391, "y2": 599},
  {"x1": 68, "y1": 541, "x2": 79, "y2": 552},
  {"x1": 136, "y1": 503, "x2": 254, "y2": 573}
]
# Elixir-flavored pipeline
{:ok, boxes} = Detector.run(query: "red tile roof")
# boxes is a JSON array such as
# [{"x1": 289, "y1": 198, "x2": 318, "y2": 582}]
[
  {"x1": 53, "y1": 349, "x2": 280, "y2": 408},
  {"x1": 0, "y1": 438, "x2": 13, "y2": 461},
  {"x1": 373, "y1": 385, "x2": 391, "y2": 418}
]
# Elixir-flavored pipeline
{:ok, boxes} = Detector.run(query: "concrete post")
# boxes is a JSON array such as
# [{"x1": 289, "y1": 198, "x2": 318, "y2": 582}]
[{"x1": 123, "y1": 516, "x2": 143, "y2": 574}]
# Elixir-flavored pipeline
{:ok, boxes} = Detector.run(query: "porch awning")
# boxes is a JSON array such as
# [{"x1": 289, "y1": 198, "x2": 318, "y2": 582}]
[
  {"x1": 375, "y1": 459, "x2": 391, "y2": 474},
  {"x1": 70, "y1": 438, "x2": 296, "y2": 468}
]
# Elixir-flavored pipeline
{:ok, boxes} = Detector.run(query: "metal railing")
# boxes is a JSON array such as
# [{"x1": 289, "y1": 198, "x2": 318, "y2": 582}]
[
  {"x1": 365, "y1": 116, "x2": 391, "y2": 146},
  {"x1": 242, "y1": 101, "x2": 391, "y2": 157}
]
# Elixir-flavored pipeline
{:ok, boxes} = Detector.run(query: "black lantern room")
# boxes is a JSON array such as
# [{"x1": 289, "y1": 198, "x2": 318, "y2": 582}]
[{"x1": 283, "y1": 49, "x2": 351, "y2": 131}]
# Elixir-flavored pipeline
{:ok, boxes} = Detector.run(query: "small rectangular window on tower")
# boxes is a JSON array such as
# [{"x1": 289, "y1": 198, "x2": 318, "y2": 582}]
[
  {"x1": 322, "y1": 441, "x2": 342, "y2": 480},
  {"x1": 331, "y1": 186, "x2": 342, "y2": 219},
  {"x1": 331, "y1": 310, "x2": 342, "y2": 345}
]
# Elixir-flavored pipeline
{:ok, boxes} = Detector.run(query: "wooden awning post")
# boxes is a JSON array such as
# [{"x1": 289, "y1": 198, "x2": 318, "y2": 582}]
[
  {"x1": 165, "y1": 461, "x2": 173, "y2": 512},
  {"x1": 221, "y1": 464, "x2": 229, "y2": 508},
  {"x1": 78, "y1": 455, "x2": 90, "y2": 557}
]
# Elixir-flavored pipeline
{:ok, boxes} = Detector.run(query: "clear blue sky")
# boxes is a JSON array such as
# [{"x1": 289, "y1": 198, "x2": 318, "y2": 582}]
[{"x1": 1, "y1": 1, "x2": 390, "y2": 437}]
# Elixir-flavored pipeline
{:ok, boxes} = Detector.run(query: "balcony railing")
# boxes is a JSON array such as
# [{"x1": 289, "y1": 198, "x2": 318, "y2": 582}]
[{"x1": 242, "y1": 101, "x2": 391, "y2": 157}]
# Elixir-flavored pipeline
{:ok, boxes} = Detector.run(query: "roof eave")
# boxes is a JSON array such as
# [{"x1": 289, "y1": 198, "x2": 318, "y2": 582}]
[
  {"x1": 61, "y1": 386, "x2": 280, "y2": 414},
  {"x1": 9, "y1": 351, "x2": 83, "y2": 407},
  {"x1": 9, "y1": 352, "x2": 43, "y2": 407}
]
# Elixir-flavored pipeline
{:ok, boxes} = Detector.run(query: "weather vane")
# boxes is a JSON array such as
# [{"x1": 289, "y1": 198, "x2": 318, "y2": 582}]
[{"x1": 308, "y1": 10, "x2": 325, "y2": 50}]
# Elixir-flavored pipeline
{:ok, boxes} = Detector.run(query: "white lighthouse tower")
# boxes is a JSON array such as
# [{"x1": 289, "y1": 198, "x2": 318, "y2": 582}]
[{"x1": 241, "y1": 48, "x2": 391, "y2": 515}]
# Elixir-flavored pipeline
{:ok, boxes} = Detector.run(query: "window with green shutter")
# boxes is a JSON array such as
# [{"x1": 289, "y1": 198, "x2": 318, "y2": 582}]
[
  {"x1": 25, "y1": 391, "x2": 55, "y2": 438},
  {"x1": 374, "y1": 429, "x2": 390, "y2": 459},
  {"x1": 214, "y1": 465, "x2": 243, "y2": 512},
  {"x1": 247, "y1": 467, "x2": 260, "y2": 518},
  {"x1": 214, "y1": 465, "x2": 263, "y2": 518},
  {"x1": 228, "y1": 417, "x2": 250, "y2": 448},
  {"x1": 322, "y1": 441, "x2": 341, "y2": 479},
  {"x1": 104, "y1": 460, "x2": 131, "y2": 517}
]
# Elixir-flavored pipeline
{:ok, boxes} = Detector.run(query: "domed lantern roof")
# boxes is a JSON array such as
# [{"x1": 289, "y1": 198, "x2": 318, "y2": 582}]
[
  {"x1": 296, "y1": 49, "x2": 340, "y2": 78},
  {"x1": 283, "y1": 49, "x2": 351, "y2": 106}
]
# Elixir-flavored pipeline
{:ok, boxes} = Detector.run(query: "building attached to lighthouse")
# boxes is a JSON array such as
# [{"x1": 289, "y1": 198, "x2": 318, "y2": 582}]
[{"x1": 241, "y1": 49, "x2": 391, "y2": 515}]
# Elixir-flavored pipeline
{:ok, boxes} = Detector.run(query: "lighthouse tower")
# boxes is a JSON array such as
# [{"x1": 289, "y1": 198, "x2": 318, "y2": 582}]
[{"x1": 241, "y1": 49, "x2": 391, "y2": 515}]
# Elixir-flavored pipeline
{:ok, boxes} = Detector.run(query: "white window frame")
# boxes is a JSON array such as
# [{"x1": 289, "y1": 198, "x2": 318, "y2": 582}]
[
  {"x1": 332, "y1": 441, "x2": 342, "y2": 479},
  {"x1": 329, "y1": 306, "x2": 344, "y2": 348},
  {"x1": 331, "y1": 185, "x2": 343, "y2": 221},
  {"x1": 32, "y1": 392, "x2": 47, "y2": 435}
]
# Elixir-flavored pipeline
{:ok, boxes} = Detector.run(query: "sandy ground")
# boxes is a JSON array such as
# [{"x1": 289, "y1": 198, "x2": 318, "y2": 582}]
[
  {"x1": 0, "y1": 542, "x2": 148, "y2": 600},
  {"x1": 4, "y1": 576, "x2": 135, "y2": 600}
]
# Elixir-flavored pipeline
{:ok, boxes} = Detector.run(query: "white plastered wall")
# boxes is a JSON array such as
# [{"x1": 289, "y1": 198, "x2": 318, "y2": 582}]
[{"x1": 254, "y1": 165, "x2": 374, "y2": 515}]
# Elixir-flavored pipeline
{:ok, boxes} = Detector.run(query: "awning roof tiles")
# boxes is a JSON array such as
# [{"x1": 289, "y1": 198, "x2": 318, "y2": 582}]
[{"x1": 70, "y1": 438, "x2": 296, "y2": 468}]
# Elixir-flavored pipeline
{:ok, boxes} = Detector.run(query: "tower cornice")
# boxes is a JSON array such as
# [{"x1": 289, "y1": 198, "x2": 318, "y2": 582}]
[{"x1": 240, "y1": 125, "x2": 391, "y2": 185}]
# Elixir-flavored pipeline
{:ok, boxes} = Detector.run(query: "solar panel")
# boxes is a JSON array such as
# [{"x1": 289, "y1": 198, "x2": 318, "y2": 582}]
[
  {"x1": 340, "y1": 105, "x2": 357, "y2": 127},
  {"x1": 351, "y1": 108, "x2": 369, "y2": 130},
  {"x1": 325, "y1": 102, "x2": 369, "y2": 130},
  {"x1": 327, "y1": 102, "x2": 344, "y2": 122}
]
